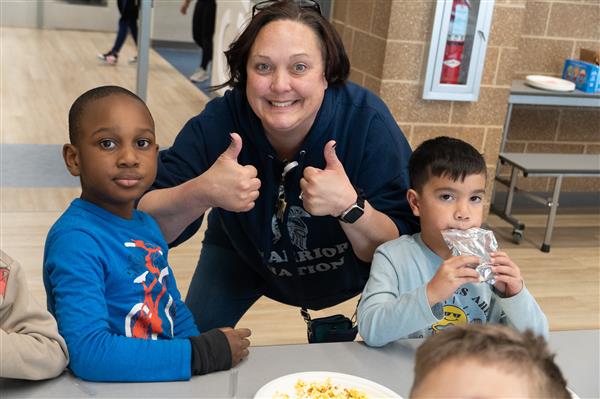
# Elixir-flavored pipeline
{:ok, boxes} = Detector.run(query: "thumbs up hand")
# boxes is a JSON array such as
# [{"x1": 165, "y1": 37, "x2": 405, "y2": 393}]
[
  {"x1": 200, "y1": 133, "x2": 261, "y2": 212},
  {"x1": 300, "y1": 140, "x2": 356, "y2": 217}
]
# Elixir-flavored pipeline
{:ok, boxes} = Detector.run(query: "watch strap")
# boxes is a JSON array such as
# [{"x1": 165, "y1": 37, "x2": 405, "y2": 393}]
[{"x1": 337, "y1": 186, "x2": 365, "y2": 223}]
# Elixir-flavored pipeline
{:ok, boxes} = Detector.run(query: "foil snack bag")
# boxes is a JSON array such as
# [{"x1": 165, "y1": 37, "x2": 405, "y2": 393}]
[{"x1": 441, "y1": 227, "x2": 498, "y2": 284}]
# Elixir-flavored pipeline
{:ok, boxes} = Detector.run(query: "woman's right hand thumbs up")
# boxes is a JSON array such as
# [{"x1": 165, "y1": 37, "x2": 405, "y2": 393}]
[{"x1": 198, "y1": 133, "x2": 261, "y2": 212}]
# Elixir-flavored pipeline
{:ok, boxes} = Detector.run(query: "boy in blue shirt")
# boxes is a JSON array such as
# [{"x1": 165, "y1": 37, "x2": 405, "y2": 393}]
[
  {"x1": 44, "y1": 86, "x2": 251, "y2": 381},
  {"x1": 358, "y1": 136, "x2": 548, "y2": 347}
]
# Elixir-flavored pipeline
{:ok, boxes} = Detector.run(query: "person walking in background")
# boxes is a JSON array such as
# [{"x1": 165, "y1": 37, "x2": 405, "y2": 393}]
[
  {"x1": 180, "y1": 0, "x2": 216, "y2": 83},
  {"x1": 98, "y1": 0, "x2": 140, "y2": 65}
]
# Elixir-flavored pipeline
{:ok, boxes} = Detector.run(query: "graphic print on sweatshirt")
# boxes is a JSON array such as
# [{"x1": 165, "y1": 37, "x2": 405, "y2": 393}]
[
  {"x1": 429, "y1": 285, "x2": 501, "y2": 335},
  {"x1": 123, "y1": 240, "x2": 174, "y2": 340},
  {"x1": 267, "y1": 205, "x2": 351, "y2": 278},
  {"x1": 271, "y1": 206, "x2": 311, "y2": 249},
  {"x1": 0, "y1": 266, "x2": 9, "y2": 301}
]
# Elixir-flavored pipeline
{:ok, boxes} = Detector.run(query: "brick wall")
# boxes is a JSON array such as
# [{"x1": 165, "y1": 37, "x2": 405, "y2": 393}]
[
  {"x1": 505, "y1": 0, "x2": 600, "y2": 192},
  {"x1": 332, "y1": 0, "x2": 527, "y2": 208},
  {"x1": 332, "y1": 0, "x2": 599, "y2": 198}
]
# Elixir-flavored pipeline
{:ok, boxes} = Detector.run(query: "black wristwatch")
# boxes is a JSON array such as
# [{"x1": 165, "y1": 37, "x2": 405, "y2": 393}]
[{"x1": 338, "y1": 187, "x2": 365, "y2": 224}]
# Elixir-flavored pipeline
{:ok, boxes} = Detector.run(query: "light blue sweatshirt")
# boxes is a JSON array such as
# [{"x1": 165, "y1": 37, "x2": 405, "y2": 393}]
[{"x1": 358, "y1": 234, "x2": 548, "y2": 347}]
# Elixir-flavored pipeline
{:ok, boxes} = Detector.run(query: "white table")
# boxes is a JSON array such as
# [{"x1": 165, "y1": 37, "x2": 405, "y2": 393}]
[
  {"x1": 505, "y1": 80, "x2": 598, "y2": 107},
  {"x1": 1, "y1": 329, "x2": 598, "y2": 398}
]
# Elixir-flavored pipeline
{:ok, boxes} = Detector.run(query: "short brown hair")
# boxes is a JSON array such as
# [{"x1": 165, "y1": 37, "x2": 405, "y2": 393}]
[
  {"x1": 411, "y1": 324, "x2": 569, "y2": 398},
  {"x1": 213, "y1": 0, "x2": 349, "y2": 91}
]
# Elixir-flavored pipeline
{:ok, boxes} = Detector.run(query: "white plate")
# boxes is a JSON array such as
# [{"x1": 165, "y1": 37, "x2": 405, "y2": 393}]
[
  {"x1": 254, "y1": 371, "x2": 402, "y2": 399},
  {"x1": 525, "y1": 75, "x2": 575, "y2": 92}
]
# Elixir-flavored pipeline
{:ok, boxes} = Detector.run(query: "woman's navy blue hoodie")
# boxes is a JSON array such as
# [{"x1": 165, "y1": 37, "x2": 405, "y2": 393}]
[{"x1": 153, "y1": 81, "x2": 419, "y2": 309}]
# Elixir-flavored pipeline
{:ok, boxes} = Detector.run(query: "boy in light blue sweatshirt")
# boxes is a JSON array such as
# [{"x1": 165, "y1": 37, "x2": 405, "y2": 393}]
[{"x1": 358, "y1": 136, "x2": 548, "y2": 346}]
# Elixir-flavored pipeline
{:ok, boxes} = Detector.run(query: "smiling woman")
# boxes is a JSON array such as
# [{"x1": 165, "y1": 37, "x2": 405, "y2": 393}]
[
  {"x1": 245, "y1": 20, "x2": 328, "y2": 161},
  {"x1": 137, "y1": 0, "x2": 420, "y2": 335}
]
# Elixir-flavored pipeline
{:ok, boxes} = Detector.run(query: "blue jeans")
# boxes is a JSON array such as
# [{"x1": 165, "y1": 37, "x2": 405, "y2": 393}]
[
  {"x1": 111, "y1": 0, "x2": 138, "y2": 54},
  {"x1": 184, "y1": 243, "x2": 263, "y2": 331}
]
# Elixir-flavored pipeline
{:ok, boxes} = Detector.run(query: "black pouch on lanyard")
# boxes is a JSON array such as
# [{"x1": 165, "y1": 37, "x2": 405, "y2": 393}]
[{"x1": 301, "y1": 306, "x2": 358, "y2": 344}]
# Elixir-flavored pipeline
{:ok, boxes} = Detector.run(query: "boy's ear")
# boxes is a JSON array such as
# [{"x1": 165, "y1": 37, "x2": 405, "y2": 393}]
[
  {"x1": 62, "y1": 144, "x2": 81, "y2": 177},
  {"x1": 407, "y1": 188, "x2": 421, "y2": 217}
]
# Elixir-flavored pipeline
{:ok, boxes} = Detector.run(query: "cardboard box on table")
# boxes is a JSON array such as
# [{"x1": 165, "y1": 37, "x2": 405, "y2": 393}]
[
  {"x1": 579, "y1": 48, "x2": 600, "y2": 66},
  {"x1": 562, "y1": 49, "x2": 600, "y2": 93}
]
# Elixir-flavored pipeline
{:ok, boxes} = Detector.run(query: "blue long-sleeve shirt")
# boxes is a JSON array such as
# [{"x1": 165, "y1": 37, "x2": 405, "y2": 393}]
[
  {"x1": 358, "y1": 234, "x2": 549, "y2": 347},
  {"x1": 44, "y1": 199, "x2": 199, "y2": 381}
]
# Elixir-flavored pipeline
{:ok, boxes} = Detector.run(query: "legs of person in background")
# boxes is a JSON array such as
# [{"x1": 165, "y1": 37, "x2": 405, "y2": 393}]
[
  {"x1": 97, "y1": 0, "x2": 139, "y2": 65},
  {"x1": 125, "y1": 7, "x2": 138, "y2": 64},
  {"x1": 126, "y1": 8, "x2": 138, "y2": 46},
  {"x1": 111, "y1": 17, "x2": 129, "y2": 54},
  {"x1": 199, "y1": 4, "x2": 214, "y2": 71},
  {"x1": 97, "y1": 51, "x2": 118, "y2": 65},
  {"x1": 98, "y1": 52, "x2": 137, "y2": 65},
  {"x1": 190, "y1": 66, "x2": 209, "y2": 83},
  {"x1": 184, "y1": 243, "x2": 263, "y2": 331},
  {"x1": 189, "y1": 0, "x2": 216, "y2": 82}
]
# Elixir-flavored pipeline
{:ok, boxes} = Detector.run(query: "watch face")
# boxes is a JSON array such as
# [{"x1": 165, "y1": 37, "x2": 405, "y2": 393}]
[{"x1": 342, "y1": 206, "x2": 364, "y2": 223}]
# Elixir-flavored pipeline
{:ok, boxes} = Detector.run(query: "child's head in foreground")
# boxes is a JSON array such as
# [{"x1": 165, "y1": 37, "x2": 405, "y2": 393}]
[
  {"x1": 63, "y1": 85, "x2": 158, "y2": 219},
  {"x1": 410, "y1": 324, "x2": 570, "y2": 399},
  {"x1": 407, "y1": 137, "x2": 487, "y2": 251}
]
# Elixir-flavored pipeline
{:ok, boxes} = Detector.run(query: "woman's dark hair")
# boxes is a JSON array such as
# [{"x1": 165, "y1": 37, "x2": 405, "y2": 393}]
[
  {"x1": 212, "y1": 0, "x2": 349, "y2": 91},
  {"x1": 409, "y1": 136, "x2": 487, "y2": 192}
]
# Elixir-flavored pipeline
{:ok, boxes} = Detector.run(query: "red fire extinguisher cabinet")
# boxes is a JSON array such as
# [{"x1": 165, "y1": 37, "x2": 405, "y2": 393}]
[{"x1": 423, "y1": 0, "x2": 495, "y2": 102}]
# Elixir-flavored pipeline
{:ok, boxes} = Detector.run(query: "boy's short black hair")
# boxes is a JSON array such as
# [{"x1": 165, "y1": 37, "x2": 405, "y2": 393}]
[
  {"x1": 409, "y1": 136, "x2": 486, "y2": 192},
  {"x1": 68, "y1": 85, "x2": 149, "y2": 144}
]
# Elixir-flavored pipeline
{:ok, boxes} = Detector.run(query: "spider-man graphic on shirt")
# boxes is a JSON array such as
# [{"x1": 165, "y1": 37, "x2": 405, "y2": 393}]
[{"x1": 123, "y1": 240, "x2": 174, "y2": 340}]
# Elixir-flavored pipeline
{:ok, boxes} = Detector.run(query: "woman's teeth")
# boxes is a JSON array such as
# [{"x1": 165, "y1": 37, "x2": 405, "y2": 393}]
[{"x1": 270, "y1": 100, "x2": 295, "y2": 107}]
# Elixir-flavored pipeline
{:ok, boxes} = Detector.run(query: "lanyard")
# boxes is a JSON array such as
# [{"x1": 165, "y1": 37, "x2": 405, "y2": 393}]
[{"x1": 276, "y1": 161, "x2": 299, "y2": 221}]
